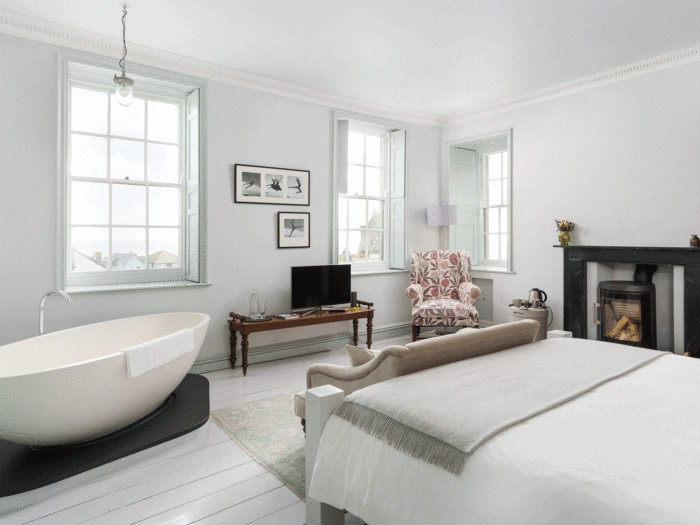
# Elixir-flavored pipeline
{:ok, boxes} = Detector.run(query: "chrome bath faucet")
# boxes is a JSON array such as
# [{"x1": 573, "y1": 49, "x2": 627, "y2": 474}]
[{"x1": 40, "y1": 290, "x2": 71, "y2": 335}]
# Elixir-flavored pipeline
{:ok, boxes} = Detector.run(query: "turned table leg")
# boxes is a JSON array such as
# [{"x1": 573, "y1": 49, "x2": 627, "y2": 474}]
[
  {"x1": 229, "y1": 329, "x2": 238, "y2": 369},
  {"x1": 241, "y1": 333, "x2": 250, "y2": 376},
  {"x1": 352, "y1": 319, "x2": 359, "y2": 347},
  {"x1": 366, "y1": 311, "x2": 373, "y2": 349}
]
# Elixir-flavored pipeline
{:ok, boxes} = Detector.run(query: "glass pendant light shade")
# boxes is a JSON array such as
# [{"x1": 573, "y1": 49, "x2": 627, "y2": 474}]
[
  {"x1": 114, "y1": 74, "x2": 134, "y2": 106},
  {"x1": 113, "y1": 5, "x2": 134, "y2": 107}
]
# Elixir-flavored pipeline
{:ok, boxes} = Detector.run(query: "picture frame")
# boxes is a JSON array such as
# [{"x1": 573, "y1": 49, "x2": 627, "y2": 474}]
[
  {"x1": 234, "y1": 164, "x2": 310, "y2": 205},
  {"x1": 278, "y1": 212, "x2": 310, "y2": 249}
]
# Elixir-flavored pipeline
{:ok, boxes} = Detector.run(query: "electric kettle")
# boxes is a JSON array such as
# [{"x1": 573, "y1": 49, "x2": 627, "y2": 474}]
[{"x1": 528, "y1": 288, "x2": 547, "y2": 305}]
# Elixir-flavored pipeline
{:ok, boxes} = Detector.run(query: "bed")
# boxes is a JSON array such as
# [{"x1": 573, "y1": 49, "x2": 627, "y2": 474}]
[{"x1": 305, "y1": 337, "x2": 700, "y2": 525}]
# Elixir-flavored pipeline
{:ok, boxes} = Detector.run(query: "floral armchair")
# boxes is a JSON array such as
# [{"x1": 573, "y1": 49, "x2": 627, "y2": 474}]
[{"x1": 406, "y1": 250, "x2": 480, "y2": 341}]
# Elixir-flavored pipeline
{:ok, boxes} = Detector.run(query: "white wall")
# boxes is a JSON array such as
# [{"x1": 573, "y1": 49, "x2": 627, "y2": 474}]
[
  {"x1": 442, "y1": 60, "x2": 700, "y2": 329},
  {"x1": 0, "y1": 34, "x2": 440, "y2": 366}
]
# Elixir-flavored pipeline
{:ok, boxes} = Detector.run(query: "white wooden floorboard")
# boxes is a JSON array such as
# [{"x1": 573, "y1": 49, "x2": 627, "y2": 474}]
[
  {"x1": 28, "y1": 451, "x2": 257, "y2": 525},
  {"x1": 247, "y1": 500, "x2": 304, "y2": 525},
  {"x1": 134, "y1": 472, "x2": 283, "y2": 525},
  {"x1": 190, "y1": 486, "x2": 299, "y2": 525},
  {"x1": 78, "y1": 462, "x2": 268, "y2": 525},
  {"x1": 1, "y1": 338, "x2": 406, "y2": 525}
]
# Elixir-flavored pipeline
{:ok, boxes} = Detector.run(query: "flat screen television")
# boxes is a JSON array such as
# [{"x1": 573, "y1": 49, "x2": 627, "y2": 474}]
[{"x1": 291, "y1": 264, "x2": 351, "y2": 310}]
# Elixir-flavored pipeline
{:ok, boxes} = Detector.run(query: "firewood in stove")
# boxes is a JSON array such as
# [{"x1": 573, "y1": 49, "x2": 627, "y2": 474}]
[{"x1": 608, "y1": 316, "x2": 630, "y2": 339}]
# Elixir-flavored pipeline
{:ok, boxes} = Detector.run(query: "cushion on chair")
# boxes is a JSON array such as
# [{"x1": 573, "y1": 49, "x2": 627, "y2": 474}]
[
  {"x1": 345, "y1": 344, "x2": 379, "y2": 366},
  {"x1": 415, "y1": 298, "x2": 469, "y2": 319}
]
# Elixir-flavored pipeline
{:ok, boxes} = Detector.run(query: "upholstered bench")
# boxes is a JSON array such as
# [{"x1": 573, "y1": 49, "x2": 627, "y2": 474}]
[{"x1": 294, "y1": 320, "x2": 540, "y2": 431}]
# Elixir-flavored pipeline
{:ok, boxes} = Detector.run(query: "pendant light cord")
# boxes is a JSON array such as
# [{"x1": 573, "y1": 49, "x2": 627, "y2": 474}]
[{"x1": 119, "y1": 5, "x2": 128, "y2": 72}]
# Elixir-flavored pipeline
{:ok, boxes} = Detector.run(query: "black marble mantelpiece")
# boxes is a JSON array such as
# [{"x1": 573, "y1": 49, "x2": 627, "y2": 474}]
[{"x1": 556, "y1": 245, "x2": 700, "y2": 356}]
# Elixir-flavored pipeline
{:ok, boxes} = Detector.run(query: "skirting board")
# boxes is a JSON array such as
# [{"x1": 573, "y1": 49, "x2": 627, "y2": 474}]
[{"x1": 189, "y1": 322, "x2": 412, "y2": 375}]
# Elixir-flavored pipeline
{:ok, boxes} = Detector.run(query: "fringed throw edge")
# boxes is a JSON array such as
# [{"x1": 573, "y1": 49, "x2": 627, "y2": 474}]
[{"x1": 334, "y1": 401, "x2": 467, "y2": 476}]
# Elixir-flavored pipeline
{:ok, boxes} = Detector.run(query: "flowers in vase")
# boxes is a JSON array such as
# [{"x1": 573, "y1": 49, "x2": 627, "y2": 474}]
[{"x1": 555, "y1": 220, "x2": 575, "y2": 246}]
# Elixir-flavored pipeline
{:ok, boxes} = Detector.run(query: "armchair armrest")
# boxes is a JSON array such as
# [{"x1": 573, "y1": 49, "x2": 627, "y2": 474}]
[
  {"x1": 458, "y1": 281, "x2": 481, "y2": 308},
  {"x1": 406, "y1": 283, "x2": 424, "y2": 308},
  {"x1": 307, "y1": 345, "x2": 408, "y2": 394}
]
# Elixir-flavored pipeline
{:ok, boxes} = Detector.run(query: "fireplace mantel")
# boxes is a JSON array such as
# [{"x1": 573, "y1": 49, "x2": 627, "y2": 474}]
[{"x1": 556, "y1": 245, "x2": 700, "y2": 356}]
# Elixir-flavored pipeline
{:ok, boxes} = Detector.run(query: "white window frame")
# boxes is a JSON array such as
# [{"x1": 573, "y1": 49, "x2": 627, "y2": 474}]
[
  {"x1": 58, "y1": 55, "x2": 207, "y2": 292},
  {"x1": 480, "y1": 150, "x2": 509, "y2": 268},
  {"x1": 447, "y1": 129, "x2": 513, "y2": 273},
  {"x1": 333, "y1": 112, "x2": 407, "y2": 274}
]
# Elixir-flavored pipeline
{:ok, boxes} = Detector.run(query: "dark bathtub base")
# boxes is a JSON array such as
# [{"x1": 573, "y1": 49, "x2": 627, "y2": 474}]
[{"x1": 0, "y1": 373, "x2": 209, "y2": 498}]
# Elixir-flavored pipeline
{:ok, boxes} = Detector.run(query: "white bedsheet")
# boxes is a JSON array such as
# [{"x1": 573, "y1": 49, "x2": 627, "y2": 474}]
[{"x1": 310, "y1": 350, "x2": 700, "y2": 525}]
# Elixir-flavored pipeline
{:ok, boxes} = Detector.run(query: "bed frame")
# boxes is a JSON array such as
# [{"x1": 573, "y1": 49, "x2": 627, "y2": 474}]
[{"x1": 305, "y1": 385, "x2": 346, "y2": 525}]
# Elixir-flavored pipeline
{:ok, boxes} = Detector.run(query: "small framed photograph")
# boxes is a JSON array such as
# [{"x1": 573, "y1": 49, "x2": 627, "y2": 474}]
[
  {"x1": 234, "y1": 164, "x2": 310, "y2": 205},
  {"x1": 278, "y1": 212, "x2": 310, "y2": 248}
]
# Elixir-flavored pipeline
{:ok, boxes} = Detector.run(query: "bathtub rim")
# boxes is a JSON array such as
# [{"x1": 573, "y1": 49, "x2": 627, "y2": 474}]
[{"x1": 0, "y1": 312, "x2": 210, "y2": 378}]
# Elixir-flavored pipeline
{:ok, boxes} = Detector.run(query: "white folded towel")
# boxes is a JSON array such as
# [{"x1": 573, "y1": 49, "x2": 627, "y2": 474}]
[{"x1": 123, "y1": 328, "x2": 195, "y2": 378}]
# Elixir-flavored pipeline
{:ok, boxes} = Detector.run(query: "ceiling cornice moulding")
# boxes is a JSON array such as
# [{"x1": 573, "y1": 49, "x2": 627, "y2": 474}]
[
  {"x1": 0, "y1": 9, "x2": 441, "y2": 127},
  {"x1": 3, "y1": 9, "x2": 699, "y2": 129},
  {"x1": 441, "y1": 44, "x2": 700, "y2": 127}
]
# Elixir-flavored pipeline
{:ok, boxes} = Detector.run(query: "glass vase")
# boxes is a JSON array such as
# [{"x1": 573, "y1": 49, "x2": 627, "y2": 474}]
[
  {"x1": 559, "y1": 231, "x2": 570, "y2": 246},
  {"x1": 249, "y1": 289, "x2": 260, "y2": 319}
]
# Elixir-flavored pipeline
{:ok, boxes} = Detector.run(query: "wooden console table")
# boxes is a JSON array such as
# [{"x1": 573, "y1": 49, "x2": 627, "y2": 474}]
[{"x1": 228, "y1": 300, "x2": 374, "y2": 376}]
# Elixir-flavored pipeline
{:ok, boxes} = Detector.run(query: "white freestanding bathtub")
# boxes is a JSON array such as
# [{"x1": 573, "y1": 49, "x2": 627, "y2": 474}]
[{"x1": 0, "y1": 312, "x2": 209, "y2": 447}]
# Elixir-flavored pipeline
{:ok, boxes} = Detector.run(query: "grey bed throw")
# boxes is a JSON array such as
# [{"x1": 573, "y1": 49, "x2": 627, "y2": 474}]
[{"x1": 334, "y1": 338, "x2": 665, "y2": 475}]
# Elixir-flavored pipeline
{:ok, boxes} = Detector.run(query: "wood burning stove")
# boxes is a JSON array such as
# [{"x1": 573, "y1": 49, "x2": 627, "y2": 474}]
[{"x1": 596, "y1": 265, "x2": 657, "y2": 349}]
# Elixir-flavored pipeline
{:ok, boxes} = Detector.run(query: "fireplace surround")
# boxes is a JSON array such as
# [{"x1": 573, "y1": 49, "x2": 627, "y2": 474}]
[{"x1": 558, "y1": 246, "x2": 700, "y2": 357}]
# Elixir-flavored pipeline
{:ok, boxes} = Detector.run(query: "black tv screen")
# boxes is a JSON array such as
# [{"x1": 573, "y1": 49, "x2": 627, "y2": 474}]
[{"x1": 291, "y1": 264, "x2": 351, "y2": 309}]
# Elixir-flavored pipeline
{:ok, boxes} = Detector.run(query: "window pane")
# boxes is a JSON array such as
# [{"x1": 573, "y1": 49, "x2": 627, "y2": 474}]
[
  {"x1": 487, "y1": 153, "x2": 502, "y2": 180},
  {"x1": 148, "y1": 101, "x2": 179, "y2": 143},
  {"x1": 149, "y1": 228, "x2": 180, "y2": 268},
  {"x1": 71, "y1": 87, "x2": 107, "y2": 134},
  {"x1": 71, "y1": 181, "x2": 109, "y2": 225},
  {"x1": 367, "y1": 232, "x2": 383, "y2": 261},
  {"x1": 71, "y1": 227, "x2": 108, "y2": 272},
  {"x1": 348, "y1": 199, "x2": 367, "y2": 229},
  {"x1": 111, "y1": 139, "x2": 145, "y2": 181},
  {"x1": 500, "y1": 234, "x2": 508, "y2": 261},
  {"x1": 148, "y1": 143, "x2": 180, "y2": 183},
  {"x1": 367, "y1": 199, "x2": 384, "y2": 229},
  {"x1": 348, "y1": 132, "x2": 364, "y2": 164},
  {"x1": 488, "y1": 207, "x2": 499, "y2": 233},
  {"x1": 488, "y1": 180, "x2": 502, "y2": 206},
  {"x1": 347, "y1": 165, "x2": 364, "y2": 195},
  {"x1": 501, "y1": 207, "x2": 508, "y2": 233},
  {"x1": 112, "y1": 184, "x2": 146, "y2": 225},
  {"x1": 338, "y1": 197, "x2": 347, "y2": 229},
  {"x1": 366, "y1": 135, "x2": 381, "y2": 167},
  {"x1": 112, "y1": 227, "x2": 146, "y2": 269},
  {"x1": 111, "y1": 96, "x2": 145, "y2": 139},
  {"x1": 348, "y1": 230, "x2": 363, "y2": 261},
  {"x1": 487, "y1": 233, "x2": 499, "y2": 260},
  {"x1": 71, "y1": 134, "x2": 107, "y2": 178},
  {"x1": 149, "y1": 187, "x2": 180, "y2": 226},
  {"x1": 338, "y1": 230, "x2": 348, "y2": 262},
  {"x1": 366, "y1": 167, "x2": 381, "y2": 197}
]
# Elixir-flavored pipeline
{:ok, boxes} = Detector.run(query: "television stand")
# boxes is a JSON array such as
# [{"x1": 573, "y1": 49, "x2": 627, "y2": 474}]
[{"x1": 228, "y1": 300, "x2": 374, "y2": 376}]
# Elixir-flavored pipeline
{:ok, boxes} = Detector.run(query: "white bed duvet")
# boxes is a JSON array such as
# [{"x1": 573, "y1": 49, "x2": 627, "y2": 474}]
[{"x1": 309, "y1": 342, "x2": 700, "y2": 525}]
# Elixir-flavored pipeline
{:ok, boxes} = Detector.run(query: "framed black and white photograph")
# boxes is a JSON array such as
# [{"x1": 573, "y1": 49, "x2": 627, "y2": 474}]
[
  {"x1": 234, "y1": 164, "x2": 310, "y2": 205},
  {"x1": 278, "y1": 212, "x2": 310, "y2": 248}
]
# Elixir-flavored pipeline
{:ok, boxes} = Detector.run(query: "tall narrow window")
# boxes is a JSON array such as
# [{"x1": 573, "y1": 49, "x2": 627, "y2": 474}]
[
  {"x1": 61, "y1": 60, "x2": 205, "y2": 289},
  {"x1": 483, "y1": 151, "x2": 508, "y2": 264},
  {"x1": 334, "y1": 115, "x2": 406, "y2": 273},
  {"x1": 448, "y1": 130, "x2": 512, "y2": 272}
]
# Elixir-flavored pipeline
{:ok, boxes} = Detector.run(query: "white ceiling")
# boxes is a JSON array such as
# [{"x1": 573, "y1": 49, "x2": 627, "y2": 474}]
[{"x1": 2, "y1": 0, "x2": 700, "y2": 117}]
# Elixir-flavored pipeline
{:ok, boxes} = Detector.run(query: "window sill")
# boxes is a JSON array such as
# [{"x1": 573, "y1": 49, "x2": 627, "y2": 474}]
[
  {"x1": 351, "y1": 268, "x2": 410, "y2": 276},
  {"x1": 66, "y1": 281, "x2": 212, "y2": 294},
  {"x1": 472, "y1": 267, "x2": 515, "y2": 275}
]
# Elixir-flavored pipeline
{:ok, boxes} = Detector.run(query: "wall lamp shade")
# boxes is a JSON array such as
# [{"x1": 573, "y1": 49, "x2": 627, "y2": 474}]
[{"x1": 427, "y1": 204, "x2": 458, "y2": 226}]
